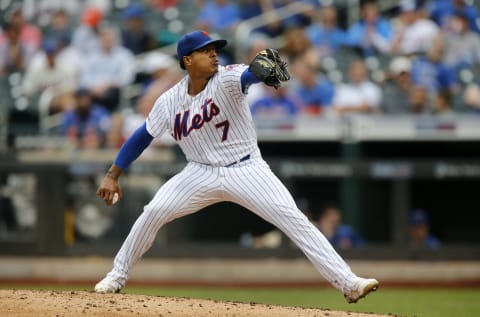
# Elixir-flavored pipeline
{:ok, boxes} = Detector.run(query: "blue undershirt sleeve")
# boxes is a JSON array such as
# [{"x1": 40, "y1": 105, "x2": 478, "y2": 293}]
[
  {"x1": 241, "y1": 68, "x2": 261, "y2": 94},
  {"x1": 114, "y1": 122, "x2": 154, "y2": 170}
]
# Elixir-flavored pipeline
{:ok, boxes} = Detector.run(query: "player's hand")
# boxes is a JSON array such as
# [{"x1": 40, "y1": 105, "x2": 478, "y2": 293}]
[
  {"x1": 97, "y1": 165, "x2": 123, "y2": 206},
  {"x1": 97, "y1": 176, "x2": 123, "y2": 206}
]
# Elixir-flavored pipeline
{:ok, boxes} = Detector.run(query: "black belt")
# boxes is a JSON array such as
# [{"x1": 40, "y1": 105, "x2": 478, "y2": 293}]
[{"x1": 224, "y1": 154, "x2": 251, "y2": 167}]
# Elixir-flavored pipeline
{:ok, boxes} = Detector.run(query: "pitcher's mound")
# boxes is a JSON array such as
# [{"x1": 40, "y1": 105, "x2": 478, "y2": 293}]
[{"x1": 0, "y1": 289, "x2": 386, "y2": 317}]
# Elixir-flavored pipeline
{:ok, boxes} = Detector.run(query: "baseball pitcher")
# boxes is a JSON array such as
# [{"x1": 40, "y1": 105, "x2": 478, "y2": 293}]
[{"x1": 95, "y1": 30, "x2": 378, "y2": 303}]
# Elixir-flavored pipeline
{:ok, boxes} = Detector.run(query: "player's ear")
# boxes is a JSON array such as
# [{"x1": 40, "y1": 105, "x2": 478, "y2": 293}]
[{"x1": 183, "y1": 55, "x2": 192, "y2": 69}]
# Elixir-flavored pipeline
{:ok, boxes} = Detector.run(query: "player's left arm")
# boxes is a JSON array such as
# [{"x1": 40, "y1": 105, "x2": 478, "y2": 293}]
[{"x1": 240, "y1": 69, "x2": 261, "y2": 94}]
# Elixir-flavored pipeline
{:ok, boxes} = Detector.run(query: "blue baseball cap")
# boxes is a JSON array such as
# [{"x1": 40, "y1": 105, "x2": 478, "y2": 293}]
[{"x1": 177, "y1": 30, "x2": 227, "y2": 69}]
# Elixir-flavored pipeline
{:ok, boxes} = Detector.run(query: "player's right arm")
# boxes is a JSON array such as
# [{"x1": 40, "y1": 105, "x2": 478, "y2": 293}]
[
  {"x1": 97, "y1": 122, "x2": 154, "y2": 205},
  {"x1": 98, "y1": 91, "x2": 170, "y2": 205}
]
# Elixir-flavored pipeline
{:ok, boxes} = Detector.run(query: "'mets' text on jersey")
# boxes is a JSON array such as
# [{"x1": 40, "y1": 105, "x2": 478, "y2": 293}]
[
  {"x1": 146, "y1": 65, "x2": 259, "y2": 166},
  {"x1": 173, "y1": 98, "x2": 223, "y2": 141}
]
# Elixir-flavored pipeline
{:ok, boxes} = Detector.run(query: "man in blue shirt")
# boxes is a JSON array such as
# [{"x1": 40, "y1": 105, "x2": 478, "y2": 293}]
[
  {"x1": 312, "y1": 203, "x2": 365, "y2": 250},
  {"x1": 344, "y1": 0, "x2": 393, "y2": 56},
  {"x1": 410, "y1": 36, "x2": 457, "y2": 93},
  {"x1": 306, "y1": 5, "x2": 347, "y2": 57},
  {"x1": 290, "y1": 49, "x2": 335, "y2": 115},
  {"x1": 250, "y1": 85, "x2": 300, "y2": 119},
  {"x1": 408, "y1": 209, "x2": 441, "y2": 249},
  {"x1": 60, "y1": 88, "x2": 111, "y2": 149},
  {"x1": 428, "y1": 0, "x2": 479, "y2": 33},
  {"x1": 196, "y1": 0, "x2": 241, "y2": 33}
]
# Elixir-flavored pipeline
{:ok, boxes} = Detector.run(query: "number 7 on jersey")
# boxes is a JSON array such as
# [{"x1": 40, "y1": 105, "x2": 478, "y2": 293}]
[{"x1": 215, "y1": 120, "x2": 229, "y2": 142}]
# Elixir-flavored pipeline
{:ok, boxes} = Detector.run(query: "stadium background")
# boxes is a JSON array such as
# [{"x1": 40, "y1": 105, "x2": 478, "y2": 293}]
[{"x1": 0, "y1": 1, "x2": 479, "y2": 315}]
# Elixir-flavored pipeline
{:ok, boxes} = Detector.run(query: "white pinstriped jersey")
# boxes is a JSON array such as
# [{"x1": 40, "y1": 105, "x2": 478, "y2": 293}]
[{"x1": 146, "y1": 64, "x2": 260, "y2": 166}]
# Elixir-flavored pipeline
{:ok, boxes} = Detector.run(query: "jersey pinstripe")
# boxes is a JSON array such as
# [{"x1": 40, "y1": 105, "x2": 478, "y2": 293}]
[{"x1": 146, "y1": 65, "x2": 259, "y2": 166}]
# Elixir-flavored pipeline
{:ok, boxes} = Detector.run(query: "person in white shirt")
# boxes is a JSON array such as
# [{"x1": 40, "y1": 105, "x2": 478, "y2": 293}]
[
  {"x1": 22, "y1": 39, "x2": 77, "y2": 113},
  {"x1": 443, "y1": 10, "x2": 480, "y2": 70},
  {"x1": 391, "y1": 0, "x2": 440, "y2": 55},
  {"x1": 71, "y1": 7, "x2": 103, "y2": 56},
  {"x1": 79, "y1": 25, "x2": 135, "y2": 112},
  {"x1": 331, "y1": 59, "x2": 382, "y2": 115}
]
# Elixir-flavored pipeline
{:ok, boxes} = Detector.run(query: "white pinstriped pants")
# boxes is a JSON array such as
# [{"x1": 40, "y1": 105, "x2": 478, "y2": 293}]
[{"x1": 108, "y1": 158, "x2": 359, "y2": 293}]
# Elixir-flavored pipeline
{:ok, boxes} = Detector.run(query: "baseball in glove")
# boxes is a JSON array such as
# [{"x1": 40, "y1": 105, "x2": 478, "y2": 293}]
[{"x1": 249, "y1": 48, "x2": 290, "y2": 89}]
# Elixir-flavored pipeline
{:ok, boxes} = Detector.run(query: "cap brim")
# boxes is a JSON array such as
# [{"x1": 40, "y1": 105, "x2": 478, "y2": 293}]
[{"x1": 192, "y1": 39, "x2": 227, "y2": 53}]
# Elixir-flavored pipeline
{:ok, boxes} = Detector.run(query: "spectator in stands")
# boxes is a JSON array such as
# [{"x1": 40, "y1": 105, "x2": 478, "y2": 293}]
[
  {"x1": 120, "y1": 3, "x2": 157, "y2": 55},
  {"x1": 242, "y1": 33, "x2": 271, "y2": 66},
  {"x1": 278, "y1": 0, "x2": 318, "y2": 30},
  {"x1": 21, "y1": 0, "x2": 82, "y2": 25},
  {"x1": 463, "y1": 81, "x2": 480, "y2": 113},
  {"x1": 107, "y1": 52, "x2": 181, "y2": 149},
  {"x1": 442, "y1": 10, "x2": 480, "y2": 71},
  {"x1": 21, "y1": 39, "x2": 77, "y2": 114},
  {"x1": 71, "y1": 7, "x2": 103, "y2": 56},
  {"x1": 240, "y1": 0, "x2": 284, "y2": 37},
  {"x1": 47, "y1": 9, "x2": 73, "y2": 43},
  {"x1": 331, "y1": 59, "x2": 382, "y2": 115},
  {"x1": 306, "y1": 5, "x2": 347, "y2": 58},
  {"x1": 55, "y1": 31, "x2": 84, "y2": 81},
  {"x1": 196, "y1": 0, "x2": 241, "y2": 33},
  {"x1": 140, "y1": 51, "x2": 181, "y2": 94},
  {"x1": 249, "y1": 84, "x2": 301, "y2": 121},
  {"x1": 391, "y1": 0, "x2": 440, "y2": 55},
  {"x1": 0, "y1": 4, "x2": 42, "y2": 51},
  {"x1": 408, "y1": 208, "x2": 441, "y2": 249},
  {"x1": 20, "y1": 0, "x2": 111, "y2": 23},
  {"x1": 290, "y1": 48, "x2": 335, "y2": 116},
  {"x1": 60, "y1": 88, "x2": 111, "y2": 150},
  {"x1": 433, "y1": 89, "x2": 454, "y2": 116},
  {"x1": 428, "y1": 0, "x2": 479, "y2": 33},
  {"x1": 311, "y1": 203, "x2": 365, "y2": 250},
  {"x1": 0, "y1": 22, "x2": 36, "y2": 75},
  {"x1": 79, "y1": 25, "x2": 136, "y2": 112},
  {"x1": 281, "y1": 24, "x2": 312, "y2": 60},
  {"x1": 409, "y1": 85, "x2": 431, "y2": 114},
  {"x1": 343, "y1": 0, "x2": 393, "y2": 56},
  {"x1": 382, "y1": 56, "x2": 413, "y2": 114},
  {"x1": 410, "y1": 35, "x2": 457, "y2": 94}
]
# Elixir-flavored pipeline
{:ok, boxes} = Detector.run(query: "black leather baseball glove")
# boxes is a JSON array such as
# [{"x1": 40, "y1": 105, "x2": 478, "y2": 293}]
[{"x1": 249, "y1": 48, "x2": 290, "y2": 89}]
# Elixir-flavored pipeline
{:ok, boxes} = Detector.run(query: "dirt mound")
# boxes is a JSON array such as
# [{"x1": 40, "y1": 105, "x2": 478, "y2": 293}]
[{"x1": 0, "y1": 289, "x2": 386, "y2": 317}]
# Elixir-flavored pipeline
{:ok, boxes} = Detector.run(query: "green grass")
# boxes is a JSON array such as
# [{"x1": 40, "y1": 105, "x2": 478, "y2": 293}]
[
  {"x1": 2, "y1": 285, "x2": 479, "y2": 317},
  {"x1": 123, "y1": 287, "x2": 480, "y2": 317}
]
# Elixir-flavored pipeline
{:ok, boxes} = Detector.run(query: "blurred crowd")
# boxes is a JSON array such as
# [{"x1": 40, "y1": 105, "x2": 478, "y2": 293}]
[
  {"x1": 240, "y1": 0, "x2": 480, "y2": 119},
  {"x1": 1, "y1": 0, "x2": 480, "y2": 152}
]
